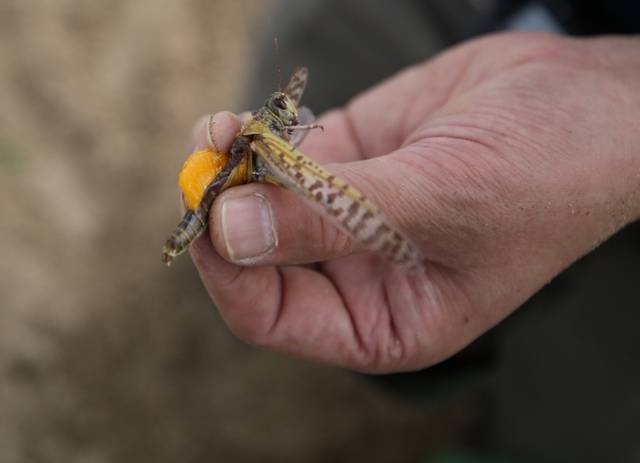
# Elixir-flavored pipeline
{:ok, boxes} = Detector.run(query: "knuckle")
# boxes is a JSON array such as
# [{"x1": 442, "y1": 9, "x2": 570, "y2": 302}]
[
  {"x1": 219, "y1": 287, "x2": 280, "y2": 347},
  {"x1": 511, "y1": 32, "x2": 579, "y2": 66},
  {"x1": 473, "y1": 31, "x2": 576, "y2": 69},
  {"x1": 347, "y1": 337, "x2": 409, "y2": 374}
]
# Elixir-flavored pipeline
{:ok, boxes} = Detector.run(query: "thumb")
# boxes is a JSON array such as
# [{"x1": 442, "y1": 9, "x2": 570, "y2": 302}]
[{"x1": 208, "y1": 154, "x2": 422, "y2": 266}]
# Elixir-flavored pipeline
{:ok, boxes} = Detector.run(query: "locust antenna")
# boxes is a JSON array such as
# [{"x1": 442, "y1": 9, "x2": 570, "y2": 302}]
[{"x1": 274, "y1": 37, "x2": 282, "y2": 91}]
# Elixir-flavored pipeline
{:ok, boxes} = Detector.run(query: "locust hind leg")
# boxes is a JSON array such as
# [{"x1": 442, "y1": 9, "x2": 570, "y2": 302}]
[
  {"x1": 162, "y1": 136, "x2": 252, "y2": 265},
  {"x1": 198, "y1": 135, "x2": 252, "y2": 211}
]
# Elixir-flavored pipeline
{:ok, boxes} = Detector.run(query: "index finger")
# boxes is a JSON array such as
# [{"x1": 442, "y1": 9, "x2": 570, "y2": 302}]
[{"x1": 191, "y1": 109, "x2": 366, "y2": 165}]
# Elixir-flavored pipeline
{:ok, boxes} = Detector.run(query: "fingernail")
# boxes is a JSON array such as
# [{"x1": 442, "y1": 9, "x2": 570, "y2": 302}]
[{"x1": 221, "y1": 193, "x2": 277, "y2": 263}]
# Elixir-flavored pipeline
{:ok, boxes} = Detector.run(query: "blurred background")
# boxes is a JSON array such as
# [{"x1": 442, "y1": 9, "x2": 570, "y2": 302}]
[
  {"x1": 1, "y1": 1, "x2": 639, "y2": 462},
  {"x1": 0, "y1": 2, "x2": 484, "y2": 462}
]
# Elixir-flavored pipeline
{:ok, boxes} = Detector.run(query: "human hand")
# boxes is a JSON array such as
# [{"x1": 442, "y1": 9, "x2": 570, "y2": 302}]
[{"x1": 189, "y1": 32, "x2": 640, "y2": 373}]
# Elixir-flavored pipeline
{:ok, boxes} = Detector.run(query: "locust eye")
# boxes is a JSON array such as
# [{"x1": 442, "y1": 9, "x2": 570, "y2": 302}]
[{"x1": 273, "y1": 96, "x2": 287, "y2": 110}]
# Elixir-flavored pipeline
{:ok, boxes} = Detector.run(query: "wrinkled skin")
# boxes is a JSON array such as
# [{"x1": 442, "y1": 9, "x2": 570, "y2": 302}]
[{"x1": 189, "y1": 32, "x2": 640, "y2": 373}]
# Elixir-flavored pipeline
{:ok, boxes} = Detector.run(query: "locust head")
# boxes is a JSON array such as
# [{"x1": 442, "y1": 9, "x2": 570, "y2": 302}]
[{"x1": 265, "y1": 91, "x2": 298, "y2": 127}]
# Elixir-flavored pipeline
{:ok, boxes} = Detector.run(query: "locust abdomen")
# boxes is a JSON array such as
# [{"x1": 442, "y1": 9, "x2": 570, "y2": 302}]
[
  {"x1": 162, "y1": 208, "x2": 207, "y2": 265},
  {"x1": 162, "y1": 146, "x2": 250, "y2": 265}
]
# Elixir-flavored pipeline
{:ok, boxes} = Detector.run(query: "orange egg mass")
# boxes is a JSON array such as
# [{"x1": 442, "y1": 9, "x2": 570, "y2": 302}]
[{"x1": 178, "y1": 148, "x2": 230, "y2": 211}]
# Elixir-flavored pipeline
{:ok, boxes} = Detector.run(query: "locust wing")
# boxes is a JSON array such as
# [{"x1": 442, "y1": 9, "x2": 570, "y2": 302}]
[
  {"x1": 250, "y1": 128, "x2": 424, "y2": 271},
  {"x1": 283, "y1": 67, "x2": 308, "y2": 108}
]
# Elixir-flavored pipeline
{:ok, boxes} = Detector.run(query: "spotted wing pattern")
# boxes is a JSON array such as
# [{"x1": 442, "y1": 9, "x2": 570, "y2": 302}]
[
  {"x1": 283, "y1": 67, "x2": 308, "y2": 108},
  {"x1": 249, "y1": 124, "x2": 424, "y2": 271}
]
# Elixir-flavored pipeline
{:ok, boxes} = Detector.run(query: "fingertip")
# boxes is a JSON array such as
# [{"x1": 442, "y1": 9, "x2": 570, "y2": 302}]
[
  {"x1": 190, "y1": 111, "x2": 242, "y2": 153},
  {"x1": 239, "y1": 111, "x2": 253, "y2": 123}
]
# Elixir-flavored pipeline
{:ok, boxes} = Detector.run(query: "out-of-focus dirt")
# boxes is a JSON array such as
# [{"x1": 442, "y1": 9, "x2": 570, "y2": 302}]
[{"x1": 0, "y1": 2, "x2": 478, "y2": 462}]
